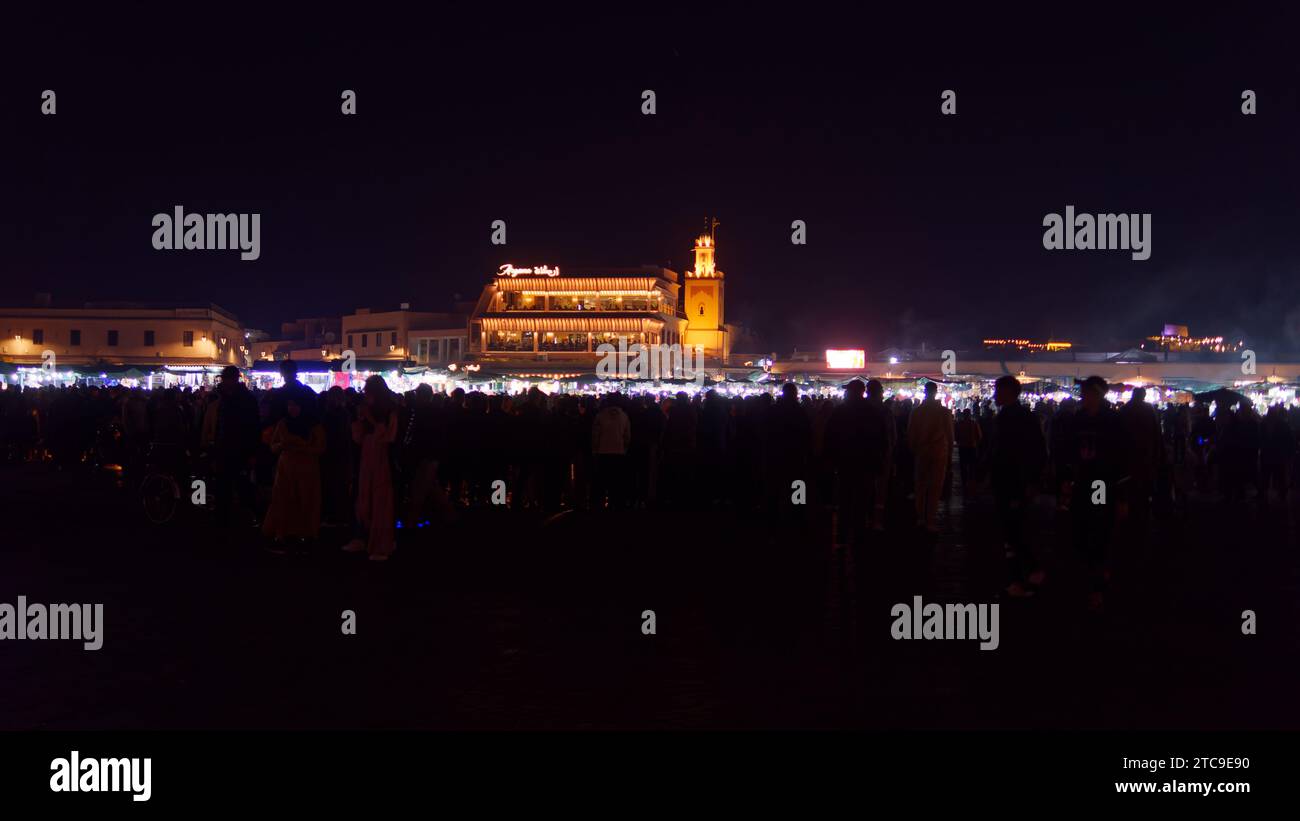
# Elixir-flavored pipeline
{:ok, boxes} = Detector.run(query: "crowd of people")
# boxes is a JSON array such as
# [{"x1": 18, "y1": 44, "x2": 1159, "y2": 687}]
[{"x1": 2, "y1": 363, "x2": 1298, "y2": 603}]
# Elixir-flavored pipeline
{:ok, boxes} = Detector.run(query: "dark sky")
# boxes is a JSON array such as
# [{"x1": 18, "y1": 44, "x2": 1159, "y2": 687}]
[{"x1": 6, "y1": 6, "x2": 1300, "y2": 352}]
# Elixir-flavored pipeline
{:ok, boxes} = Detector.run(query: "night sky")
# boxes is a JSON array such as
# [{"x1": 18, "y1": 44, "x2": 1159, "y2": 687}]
[{"x1": 7, "y1": 6, "x2": 1300, "y2": 353}]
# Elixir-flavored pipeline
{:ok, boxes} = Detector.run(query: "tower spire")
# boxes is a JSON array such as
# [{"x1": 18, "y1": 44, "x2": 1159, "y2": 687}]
[
  {"x1": 691, "y1": 218, "x2": 717, "y2": 277},
  {"x1": 683, "y1": 219, "x2": 728, "y2": 361}
]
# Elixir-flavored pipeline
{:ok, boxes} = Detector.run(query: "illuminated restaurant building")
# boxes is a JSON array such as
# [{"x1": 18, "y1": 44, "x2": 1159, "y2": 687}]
[
  {"x1": 466, "y1": 227, "x2": 735, "y2": 375},
  {"x1": 467, "y1": 265, "x2": 686, "y2": 372}
]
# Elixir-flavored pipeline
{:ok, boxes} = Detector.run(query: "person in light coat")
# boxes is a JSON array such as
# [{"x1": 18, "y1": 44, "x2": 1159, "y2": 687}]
[
  {"x1": 591, "y1": 393, "x2": 632, "y2": 509},
  {"x1": 908, "y1": 381, "x2": 954, "y2": 533}
]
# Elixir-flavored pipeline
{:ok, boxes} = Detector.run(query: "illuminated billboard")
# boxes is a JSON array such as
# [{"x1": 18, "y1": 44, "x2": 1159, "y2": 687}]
[{"x1": 825, "y1": 349, "x2": 865, "y2": 369}]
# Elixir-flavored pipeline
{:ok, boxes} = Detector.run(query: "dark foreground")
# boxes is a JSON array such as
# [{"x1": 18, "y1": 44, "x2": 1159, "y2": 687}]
[{"x1": 2, "y1": 462, "x2": 1298, "y2": 731}]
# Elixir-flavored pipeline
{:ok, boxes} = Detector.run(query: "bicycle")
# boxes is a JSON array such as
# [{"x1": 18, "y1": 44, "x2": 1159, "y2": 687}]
[{"x1": 138, "y1": 441, "x2": 194, "y2": 525}]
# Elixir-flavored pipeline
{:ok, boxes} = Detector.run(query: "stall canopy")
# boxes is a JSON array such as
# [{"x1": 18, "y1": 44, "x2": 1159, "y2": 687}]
[
  {"x1": 68, "y1": 365, "x2": 151, "y2": 378},
  {"x1": 1194, "y1": 387, "x2": 1251, "y2": 409},
  {"x1": 250, "y1": 361, "x2": 334, "y2": 373}
]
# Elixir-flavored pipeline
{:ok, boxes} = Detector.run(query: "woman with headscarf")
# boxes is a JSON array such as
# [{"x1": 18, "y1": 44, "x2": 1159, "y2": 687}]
[
  {"x1": 263, "y1": 397, "x2": 326, "y2": 551},
  {"x1": 343, "y1": 375, "x2": 399, "y2": 561}
]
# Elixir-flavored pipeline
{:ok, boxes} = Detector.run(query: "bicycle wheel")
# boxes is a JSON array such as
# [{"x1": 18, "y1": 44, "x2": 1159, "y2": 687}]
[{"x1": 140, "y1": 472, "x2": 180, "y2": 524}]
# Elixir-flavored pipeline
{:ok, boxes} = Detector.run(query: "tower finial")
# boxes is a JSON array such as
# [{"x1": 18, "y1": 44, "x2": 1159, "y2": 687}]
[{"x1": 691, "y1": 219, "x2": 717, "y2": 276}]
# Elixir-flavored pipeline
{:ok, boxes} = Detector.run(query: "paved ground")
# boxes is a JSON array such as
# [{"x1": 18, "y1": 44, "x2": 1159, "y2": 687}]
[{"x1": 2, "y1": 461, "x2": 1297, "y2": 730}]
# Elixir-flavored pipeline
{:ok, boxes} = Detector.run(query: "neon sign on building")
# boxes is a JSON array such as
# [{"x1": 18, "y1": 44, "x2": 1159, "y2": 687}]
[{"x1": 498, "y1": 264, "x2": 561, "y2": 278}]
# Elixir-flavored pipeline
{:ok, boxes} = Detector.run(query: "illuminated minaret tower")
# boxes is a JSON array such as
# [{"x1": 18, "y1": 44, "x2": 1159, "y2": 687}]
[{"x1": 682, "y1": 217, "x2": 730, "y2": 361}]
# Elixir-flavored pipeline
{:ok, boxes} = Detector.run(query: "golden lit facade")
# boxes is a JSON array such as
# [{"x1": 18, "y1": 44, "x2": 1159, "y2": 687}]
[
  {"x1": 468, "y1": 267, "x2": 688, "y2": 365},
  {"x1": 1143, "y1": 331, "x2": 1242, "y2": 353},
  {"x1": 0, "y1": 303, "x2": 246, "y2": 366},
  {"x1": 682, "y1": 225, "x2": 730, "y2": 361}
]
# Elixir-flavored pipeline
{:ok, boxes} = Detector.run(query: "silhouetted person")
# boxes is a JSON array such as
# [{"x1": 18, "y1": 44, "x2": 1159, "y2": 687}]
[
  {"x1": 697, "y1": 390, "x2": 730, "y2": 507},
  {"x1": 514, "y1": 387, "x2": 547, "y2": 510},
  {"x1": 1119, "y1": 386, "x2": 1162, "y2": 524},
  {"x1": 1260, "y1": 404, "x2": 1294, "y2": 506},
  {"x1": 150, "y1": 387, "x2": 189, "y2": 448},
  {"x1": 991, "y1": 375, "x2": 1046, "y2": 597},
  {"x1": 1231, "y1": 404, "x2": 1261, "y2": 500},
  {"x1": 661, "y1": 391, "x2": 697, "y2": 509},
  {"x1": 810, "y1": 397, "x2": 836, "y2": 507},
  {"x1": 764, "y1": 383, "x2": 812, "y2": 522},
  {"x1": 1060, "y1": 376, "x2": 1128, "y2": 611},
  {"x1": 954, "y1": 408, "x2": 982, "y2": 489},
  {"x1": 210, "y1": 365, "x2": 261, "y2": 529},
  {"x1": 630, "y1": 395, "x2": 664, "y2": 508},
  {"x1": 404, "y1": 384, "x2": 455, "y2": 525},
  {"x1": 319, "y1": 386, "x2": 355, "y2": 527},
  {"x1": 121, "y1": 389, "x2": 151, "y2": 484},
  {"x1": 267, "y1": 359, "x2": 318, "y2": 434},
  {"x1": 865, "y1": 380, "x2": 895, "y2": 530},
  {"x1": 826, "y1": 379, "x2": 890, "y2": 545}
]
